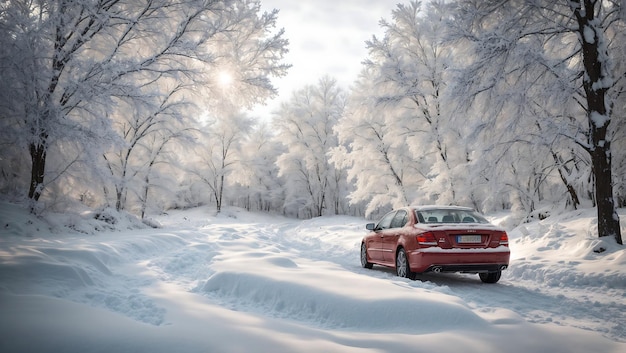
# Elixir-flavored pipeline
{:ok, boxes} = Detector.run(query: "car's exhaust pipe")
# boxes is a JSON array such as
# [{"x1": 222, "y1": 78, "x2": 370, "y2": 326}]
[
  {"x1": 500, "y1": 265, "x2": 508, "y2": 271},
  {"x1": 432, "y1": 266, "x2": 442, "y2": 273}
]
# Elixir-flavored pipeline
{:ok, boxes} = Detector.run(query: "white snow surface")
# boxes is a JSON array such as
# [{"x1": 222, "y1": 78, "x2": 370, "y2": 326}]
[{"x1": 0, "y1": 202, "x2": 625, "y2": 353}]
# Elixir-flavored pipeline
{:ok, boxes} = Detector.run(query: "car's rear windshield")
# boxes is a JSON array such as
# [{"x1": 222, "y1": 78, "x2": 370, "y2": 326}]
[{"x1": 415, "y1": 208, "x2": 489, "y2": 224}]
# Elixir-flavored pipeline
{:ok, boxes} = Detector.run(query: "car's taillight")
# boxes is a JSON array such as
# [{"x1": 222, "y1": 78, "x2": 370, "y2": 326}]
[
  {"x1": 499, "y1": 232, "x2": 509, "y2": 246},
  {"x1": 417, "y1": 232, "x2": 438, "y2": 246}
]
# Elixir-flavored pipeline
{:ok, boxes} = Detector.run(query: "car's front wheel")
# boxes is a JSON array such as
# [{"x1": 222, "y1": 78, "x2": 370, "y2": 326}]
[
  {"x1": 479, "y1": 271, "x2": 502, "y2": 283},
  {"x1": 396, "y1": 248, "x2": 415, "y2": 280},
  {"x1": 361, "y1": 243, "x2": 373, "y2": 269}
]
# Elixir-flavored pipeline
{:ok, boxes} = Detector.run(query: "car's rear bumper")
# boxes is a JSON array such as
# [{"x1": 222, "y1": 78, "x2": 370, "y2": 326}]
[
  {"x1": 407, "y1": 247, "x2": 510, "y2": 273},
  {"x1": 423, "y1": 263, "x2": 508, "y2": 274}
]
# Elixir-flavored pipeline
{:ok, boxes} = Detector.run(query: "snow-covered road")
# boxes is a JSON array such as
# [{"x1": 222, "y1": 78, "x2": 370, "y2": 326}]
[{"x1": 1, "y1": 204, "x2": 624, "y2": 352}]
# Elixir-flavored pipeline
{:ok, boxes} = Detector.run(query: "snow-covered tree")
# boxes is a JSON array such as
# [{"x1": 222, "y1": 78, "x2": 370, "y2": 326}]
[
  {"x1": 333, "y1": 75, "x2": 421, "y2": 217},
  {"x1": 102, "y1": 84, "x2": 190, "y2": 213},
  {"x1": 447, "y1": 0, "x2": 623, "y2": 244},
  {"x1": 230, "y1": 122, "x2": 285, "y2": 212},
  {"x1": 335, "y1": 1, "x2": 462, "y2": 216},
  {"x1": 0, "y1": 0, "x2": 289, "y2": 212},
  {"x1": 385, "y1": 2, "x2": 466, "y2": 204},
  {"x1": 99, "y1": 81, "x2": 201, "y2": 218},
  {"x1": 189, "y1": 113, "x2": 253, "y2": 213},
  {"x1": 274, "y1": 76, "x2": 347, "y2": 218}
]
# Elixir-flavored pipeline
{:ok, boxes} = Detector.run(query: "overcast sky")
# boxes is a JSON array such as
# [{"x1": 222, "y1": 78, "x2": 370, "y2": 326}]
[{"x1": 251, "y1": 0, "x2": 399, "y2": 119}]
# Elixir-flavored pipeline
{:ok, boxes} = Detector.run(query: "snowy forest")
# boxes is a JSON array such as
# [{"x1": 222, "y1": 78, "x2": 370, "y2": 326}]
[{"x1": 1, "y1": 0, "x2": 624, "y2": 244}]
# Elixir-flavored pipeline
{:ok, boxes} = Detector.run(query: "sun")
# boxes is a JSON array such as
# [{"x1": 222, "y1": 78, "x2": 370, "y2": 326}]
[{"x1": 217, "y1": 71, "x2": 234, "y2": 87}]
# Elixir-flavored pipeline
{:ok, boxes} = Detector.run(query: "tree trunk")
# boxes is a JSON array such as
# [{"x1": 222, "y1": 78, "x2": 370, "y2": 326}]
[
  {"x1": 27, "y1": 0, "x2": 64, "y2": 205},
  {"x1": 551, "y1": 152, "x2": 580, "y2": 209},
  {"x1": 592, "y1": 145, "x2": 621, "y2": 243},
  {"x1": 573, "y1": 0, "x2": 623, "y2": 244},
  {"x1": 28, "y1": 141, "x2": 47, "y2": 202},
  {"x1": 217, "y1": 173, "x2": 224, "y2": 213},
  {"x1": 141, "y1": 174, "x2": 149, "y2": 220}
]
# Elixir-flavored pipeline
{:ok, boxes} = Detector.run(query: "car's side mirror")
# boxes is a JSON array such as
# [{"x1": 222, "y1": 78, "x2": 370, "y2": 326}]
[{"x1": 366, "y1": 223, "x2": 376, "y2": 231}]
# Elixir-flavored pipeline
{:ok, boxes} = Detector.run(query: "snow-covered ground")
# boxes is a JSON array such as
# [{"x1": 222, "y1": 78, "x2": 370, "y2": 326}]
[{"x1": 0, "y1": 202, "x2": 624, "y2": 352}]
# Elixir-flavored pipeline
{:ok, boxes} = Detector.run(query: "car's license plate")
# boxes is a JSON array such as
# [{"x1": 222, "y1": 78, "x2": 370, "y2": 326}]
[{"x1": 457, "y1": 235, "x2": 482, "y2": 243}]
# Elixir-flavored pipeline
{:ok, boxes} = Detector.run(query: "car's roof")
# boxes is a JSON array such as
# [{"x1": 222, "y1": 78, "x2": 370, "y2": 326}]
[{"x1": 409, "y1": 205, "x2": 475, "y2": 211}]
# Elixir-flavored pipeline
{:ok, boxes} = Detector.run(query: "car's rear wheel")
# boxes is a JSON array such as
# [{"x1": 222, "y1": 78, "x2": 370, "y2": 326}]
[
  {"x1": 396, "y1": 248, "x2": 415, "y2": 279},
  {"x1": 479, "y1": 271, "x2": 502, "y2": 283},
  {"x1": 361, "y1": 243, "x2": 373, "y2": 269}
]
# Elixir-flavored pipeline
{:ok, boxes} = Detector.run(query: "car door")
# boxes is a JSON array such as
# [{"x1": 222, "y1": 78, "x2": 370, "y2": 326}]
[
  {"x1": 382, "y1": 209, "x2": 408, "y2": 263},
  {"x1": 367, "y1": 211, "x2": 396, "y2": 262}
]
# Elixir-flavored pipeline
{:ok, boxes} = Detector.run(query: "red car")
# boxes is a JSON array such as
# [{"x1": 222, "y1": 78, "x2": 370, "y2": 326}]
[{"x1": 361, "y1": 206, "x2": 510, "y2": 283}]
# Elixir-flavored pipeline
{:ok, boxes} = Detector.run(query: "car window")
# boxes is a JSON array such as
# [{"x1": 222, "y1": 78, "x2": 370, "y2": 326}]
[
  {"x1": 391, "y1": 210, "x2": 408, "y2": 228},
  {"x1": 376, "y1": 211, "x2": 396, "y2": 230},
  {"x1": 415, "y1": 209, "x2": 489, "y2": 224}
]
